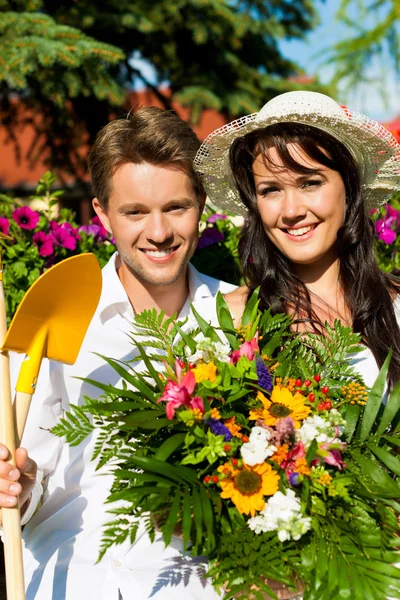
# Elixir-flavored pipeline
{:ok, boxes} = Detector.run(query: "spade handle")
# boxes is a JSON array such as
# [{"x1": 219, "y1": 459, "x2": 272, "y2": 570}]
[
  {"x1": 13, "y1": 392, "x2": 32, "y2": 448},
  {"x1": 0, "y1": 272, "x2": 26, "y2": 599}
]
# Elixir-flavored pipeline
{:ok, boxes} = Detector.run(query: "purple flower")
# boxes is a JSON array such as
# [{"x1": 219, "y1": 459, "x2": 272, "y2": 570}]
[
  {"x1": 207, "y1": 213, "x2": 227, "y2": 224},
  {"x1": 206, "y1": 418, "x2": 232, "y2": 441},
  {"x1": 79, "y1": 224, "x2": 101, "y2": 237},
  {"x1": 33, "y1": 231, "x2": 54, "y2": 257},
  {"x1": 289, "y1": 472, "x2": 301, "y2": 486},
  {"x1": 256, "y1": 356, "x2": 272, "y2": 392},
  {"x1": 0, "y1": 217, "x2": 10, "y2": 236},
  {"x1": 91, "y1": 216, "x2": 108, "y2": 241},
  {"x1": 50, "y1": 226, "x2": 77, "y2": 250},
  {"x1": 197, "y1": 227, "x2": 225, "y2": 249},
  {"x1": 12, "y1": 206, "x2": 39, "y2": 230}
]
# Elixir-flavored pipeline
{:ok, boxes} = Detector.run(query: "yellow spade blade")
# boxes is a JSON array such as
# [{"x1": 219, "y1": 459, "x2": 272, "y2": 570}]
[{"x1": 1, "y1": 253, "x2": 102, "y2": 393}]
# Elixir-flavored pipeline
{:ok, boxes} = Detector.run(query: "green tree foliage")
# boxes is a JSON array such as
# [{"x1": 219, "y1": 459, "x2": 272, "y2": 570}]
[
  {"x1": 0, "y1": 0, "x2": 125, "y2": 180},
  {"x1": 323, "y1": 0, "x2": 399, "y2": 97},
  {"x1": 0, "y1": 0, "x2": 329, "y2": 179}
]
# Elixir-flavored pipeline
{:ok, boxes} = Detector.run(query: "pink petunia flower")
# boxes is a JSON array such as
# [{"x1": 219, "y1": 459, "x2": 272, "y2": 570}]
[
  {"x1": 91, "y1": 216, "x2": 108, "y2": 241},
  {"x1": 0, "y1": 217, "x2": 10, "y2": 236},
  {"x1": 50, "y1": 226, "x2": 77, "y2": 250},
  {"x1": 33, "y1": 231, "x2": 54, "y2": 257},
  {"x1": 12, "y1": 206, "x2": 39, "y2": 230}
]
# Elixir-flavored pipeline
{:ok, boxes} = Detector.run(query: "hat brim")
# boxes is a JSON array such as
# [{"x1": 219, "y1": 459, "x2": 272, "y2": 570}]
[{"x1": 194, "y1": 110, "x2": 400, "y2": 216}]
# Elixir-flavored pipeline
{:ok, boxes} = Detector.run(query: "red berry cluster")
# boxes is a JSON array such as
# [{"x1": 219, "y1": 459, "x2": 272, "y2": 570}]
[{"x1": 295, "y1": 375, "x2": 332, "y2": 411}]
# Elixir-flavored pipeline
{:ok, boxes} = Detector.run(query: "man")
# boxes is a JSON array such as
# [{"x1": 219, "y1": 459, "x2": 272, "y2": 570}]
[{"x1": 0, "y1": 107, "x2": 236, "y2": 599}]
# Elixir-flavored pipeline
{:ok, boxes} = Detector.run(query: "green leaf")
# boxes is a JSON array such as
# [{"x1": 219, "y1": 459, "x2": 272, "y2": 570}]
[
  {"x1": 359, "y1": 350, "x2": 392, "y2": 442},
  {"x1": 174, "y1": 323, "x2": 197, "y2": 353},
  {"x1": 162, "y1": 489, "x2": 181, "y2": 546},
  {"x1": 128, "y1": 455, "x2": 199, "y2": 485},
  {"x1": 376, "y1": 380, "x2": 400, "y2": 436},
  {"x1": 154, "y1": 433, "x2": 186, "y2": 461},
  {"x1": 182, "y1": 488, "x2": 192, "y2": 551},
  {"x1": 190, "y1": 303, "x2": 221, "y2": 342},
  {"x1": 191, "y1": 486, "x2": 203, "y2": 549},
  {"x1": 199, "y1": 485, "x2": 215, "y2": 552},
  {"x1": 241, "y1": 288, "x2": 259, "y2": 327},
  {"x1": 367, "y1": 444, "x2": 400, "y2": 476},
  {"x1": 135, "y1": 344, "x2": 165, "y2": 392},
  {"x1": 306, "y1": 438, "x2": 318, "y2": 463},
  {"x1": 216, "y1": 291, "x2": 238, "y2": 348},
  {"x1": 343, "y1": 403, "x2": 362, "y2": 441}
]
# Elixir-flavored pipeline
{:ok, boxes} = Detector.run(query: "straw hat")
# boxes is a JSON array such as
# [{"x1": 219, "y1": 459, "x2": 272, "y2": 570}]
[{"x1": 194, "y1": 91, "x2": 400, "y2": 216}]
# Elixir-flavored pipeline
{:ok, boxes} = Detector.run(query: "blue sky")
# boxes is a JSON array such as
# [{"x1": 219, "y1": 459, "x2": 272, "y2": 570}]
[{"x1": 280, "y1": 0, "x2": 400, "y2": 121}]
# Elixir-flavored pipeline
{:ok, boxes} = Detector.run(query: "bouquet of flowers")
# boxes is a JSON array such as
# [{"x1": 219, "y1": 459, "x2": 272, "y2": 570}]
[{"x1": 54, "y1": 293, "x2": 400, "y2": 600}]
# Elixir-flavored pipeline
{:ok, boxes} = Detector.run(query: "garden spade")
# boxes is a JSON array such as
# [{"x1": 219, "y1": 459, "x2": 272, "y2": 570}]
[
  {"x1": 2, "y1": 253, "x2": 102, "y2": 444},
  {"x1": 0, "y1": 230, "x2": 26, "y2": 600},
  {"x1": 0, "y1": 252, "x2": 102, "y2": 600}
]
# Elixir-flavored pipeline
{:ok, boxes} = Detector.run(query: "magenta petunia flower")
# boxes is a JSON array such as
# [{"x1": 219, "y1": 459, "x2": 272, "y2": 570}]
[
  {"x1": 79, "y1": 224, "x2": 101, "y2": 237},
  {"x1": 207, "y1": 213, "x2": 227, "y2": 224},
  {"x1": 375, "y1": 219, "x2": 397, "y2": 244},
  {"x1": 33, "y1": 231, "x2": 54, "y2": 257},
  {"x1": 58, "y1": 222, "x2": 81, "y2": 240},
  {"x1": 197, "y1": 227, "x2": 224, "y2": 249},
  {"x1": 0, "y1": 217, "x2": 10, "y2": 236},
  {"x1": 12, "y1": 206, "x2": 39, "y2": 230},
  {"x1": 379, "y1": 229, "x2": 397, "y2": 244},
  {"x1": 50, "y1": 226, "x2": 77, "y2": 250},
  {"x1": 91, "y1": 216, "x2": 108, "y2": 241}
]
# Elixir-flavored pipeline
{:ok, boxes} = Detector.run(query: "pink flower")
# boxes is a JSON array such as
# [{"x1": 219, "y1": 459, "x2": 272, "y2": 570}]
[
  {"x1": 33, "y1": 231, "x2": 54, "y2": 257},
  {"x1": 12, "y1": 206, "x2": 39, "y2": 230},
  {"x1": 281, "y1": 442, "x2": 306, "y2": 476},
  {"x1": 0, "y1": 217, "x2": 10, "y2": 236},
  {"x1": 324, "y1": 448, "x2": 346, "y2": 470},
  {"x1": 91, "y1": 216, "x2": 108, "y2": 241},
  {"x1": 50, "y1": 226, "x2": 77, "y2": 250},
  {"x1": 375, "y1": 219, "x2": 397, "y2": 245},
  {"x1": 158, "y1": 370, "x2": 197, "y2": 419},
  {"x1": 231, "y1": 337, "x2": 259, "y2": 363}
]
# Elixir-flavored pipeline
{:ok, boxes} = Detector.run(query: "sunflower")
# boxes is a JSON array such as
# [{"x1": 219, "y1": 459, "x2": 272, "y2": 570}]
[
  {"x1": 249, "y1": 387, "x2": 311, "y2": 428},
  {"x1": 219, "y1": 461, "x2": 279, "y2": 516}
]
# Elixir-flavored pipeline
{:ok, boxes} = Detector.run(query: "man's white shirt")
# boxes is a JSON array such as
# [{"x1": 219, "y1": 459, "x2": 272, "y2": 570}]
[{"x1": 11, "y1": 253, "x2": 236, "y2": 600}]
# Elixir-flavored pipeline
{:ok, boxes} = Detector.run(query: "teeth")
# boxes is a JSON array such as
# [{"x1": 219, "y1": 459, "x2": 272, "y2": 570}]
[
  {"x1": 143, "y1": 248, "x2": 175, "y2": 257},
  {"x1": 287, "y1": 225, "x2": 314, "y2": 237}
]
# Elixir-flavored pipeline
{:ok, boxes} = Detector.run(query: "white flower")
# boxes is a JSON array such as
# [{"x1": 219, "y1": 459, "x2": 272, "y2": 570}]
[
  {"x1": 249, "y1": 426, "x2": 272, "y2": 444},
  {"x1": 240, "y1": 440, "x2": 277, "y2": 466},
  {"x1": 248, "y1": 489, "x2": 311, "y2": 541},
  {"x1": 297, "y1": 414, "x2": 334, "y2": 448},
  {"x1": 188, "y1": 338, "x2": 231, "y2": 364}
]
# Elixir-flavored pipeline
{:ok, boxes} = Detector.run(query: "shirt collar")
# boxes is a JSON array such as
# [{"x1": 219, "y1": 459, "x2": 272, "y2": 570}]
[{"x1": 98, "y1": 254, "x2": 215, "y2": 324}]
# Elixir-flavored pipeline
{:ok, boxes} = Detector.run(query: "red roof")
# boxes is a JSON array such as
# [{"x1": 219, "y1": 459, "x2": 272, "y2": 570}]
[{"x1": 0, "y1": 88, "x2": 227, "y2": 189}]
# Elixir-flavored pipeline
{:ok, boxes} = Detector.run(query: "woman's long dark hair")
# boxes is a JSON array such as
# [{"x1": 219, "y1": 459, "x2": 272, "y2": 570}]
[{"x1": 230, "y1": 123, "x2": 400, "y2": 389}]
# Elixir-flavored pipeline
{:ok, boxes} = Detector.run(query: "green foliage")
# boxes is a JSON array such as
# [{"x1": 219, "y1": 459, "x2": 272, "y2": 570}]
[
  {"x1": 0, "y1": 0, "x2": 331, "y2": 176},
  {"x1": 322, "y1": 0, "x2": 399, "y2": 98},
  {"x1": 51, "y1": 295, "x2": 400, "y2": 599},
  {"x1": 371, "y1": 194, "x2": 400, "y2": 275},
  {"x1": 0, "y1": 171, "x2": 116, "y2": 323}
]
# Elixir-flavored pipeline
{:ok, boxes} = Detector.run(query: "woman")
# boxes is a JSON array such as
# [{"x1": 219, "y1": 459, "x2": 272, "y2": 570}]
[{"x1": 194, "y1": 91, "x2": 400, "y2": 391}]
